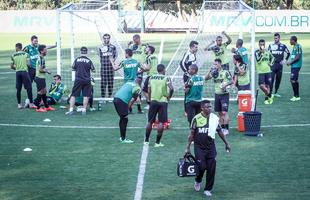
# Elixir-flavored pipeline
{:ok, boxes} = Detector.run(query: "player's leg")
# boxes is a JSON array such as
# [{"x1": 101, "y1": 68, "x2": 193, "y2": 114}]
[
  {"x1": 290, "y1": 68, "x2": 301, "y2": 101},
  {"x1": 270, "y1": 64, "x2": 277, "y2": 95},
  {"x1": 220, "y1": 94, "x2": 230, "y2": 135},
  {"x1": 194, "y1": 148, "x2": 207, "y2": 190},
  {"x1": 142, "y1": 76, "x2": 150, "y2": 108},
  {"x1": 258, "y1": 74, "x2": 271, "y2": 104},
  {"x1": 28, "y1": 67, "x2": 36, "y2": 83},
  {"x1": 204, "y1": 157, "x2": 216, "y2": 194},
  {"x1": 16, "y1": 72, "x2": 23, "y2": 108},
  {"x1": 154, "y1": 102, "x2": 168, "y2": 147},
  {"x1": 100, "y1": 68, "x2": 106, "y2": 98},
  {"x1": 107, "y1": 69, "x2": 114, "y2": 98},
  {"x1": 81, "y1": 83, "x2": 92, "y2": 113},
  {"x1": 214, "y1": 94, "x2": 222, "y2": 123},
  {"x1": 145, "y1": 101, "x2": 158, "y2": 143},
  {"x1": 66, "y1": 81, "x2": 81, "y2": 114},
  {"x1": 274, "y1": 63, "x2": 283, "y2": 95},
  {"x1": 185, "y1": 102, "x2": 195, "y2": 126},
  {"x1": 22, "y1": 71, "x2": 35, "y2": 108}
]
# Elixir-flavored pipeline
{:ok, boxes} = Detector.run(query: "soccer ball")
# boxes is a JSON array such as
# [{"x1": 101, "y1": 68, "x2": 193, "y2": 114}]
[{"x1": 211, "y1": 68, "x2": 219, "y2": 78}]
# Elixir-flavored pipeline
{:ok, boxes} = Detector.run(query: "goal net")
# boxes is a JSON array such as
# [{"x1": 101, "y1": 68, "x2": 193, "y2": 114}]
[{"x1": 166, "y1": 0, "x2": 255, "y2": 100}]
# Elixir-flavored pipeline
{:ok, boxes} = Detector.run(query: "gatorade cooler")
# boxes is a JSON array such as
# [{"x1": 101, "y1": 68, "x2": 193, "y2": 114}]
[
  {"x1": 237, "y1": 112, "x2": 245, "y2": 132},
  {"x1": 238, "y1": 90, "x2": 252, "y2": 112}
]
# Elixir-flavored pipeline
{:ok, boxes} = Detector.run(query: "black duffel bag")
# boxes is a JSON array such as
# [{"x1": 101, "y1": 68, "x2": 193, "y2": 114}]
[{"x1": 177, "y1": 153, "x2": 197, "y2": 177}]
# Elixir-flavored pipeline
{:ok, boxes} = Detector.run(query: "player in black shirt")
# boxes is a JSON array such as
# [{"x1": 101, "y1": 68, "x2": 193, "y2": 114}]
[
  {"x1": 99, "y1": 33, "x2": 118, "y2": 99},
  {"x1": 268, "y1": 33, "x2": 290, "y2": 97},
  {"x1": 66, "y1": 47, "x2": 95, "y2": 115},
  {"x1": 185, "y1": 100, "x2": 230, "y2": 197}
]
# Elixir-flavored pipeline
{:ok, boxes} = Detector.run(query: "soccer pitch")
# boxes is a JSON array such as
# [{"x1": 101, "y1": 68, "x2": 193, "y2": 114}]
[{"x1": 0, "y1": 33, "x2": 310, "y2": 200}]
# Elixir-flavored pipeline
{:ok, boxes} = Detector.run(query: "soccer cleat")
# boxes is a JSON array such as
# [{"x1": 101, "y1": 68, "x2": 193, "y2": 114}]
[
  {"x1": 120, "y1": 138, "x2": 134, "y2": 144},
  {"x1": 290, "y1": 97, "x2": 297, "y2": 101},
  {"x1": 204, "y1": 190, "x2": 212, "y2": 197},
  {"x1": 18, "y1": 104, "x2": 23, "y2": 109},
  {"x1": 264, "y1": 100, "x2": 270, "y2": 105},
  {"x1": 295, "y1": 97, "x2": 301, "y2": 101},
  {"x1": 46, "y1": 106, "x2": 55, "y2": 111},
  {"x1": 154, "y1": 142, "x2": 164, "y2": 148},
  {"x1": 36, "y1": 107, "x2": 47, "y2": 112},
  {"x1": 29, "y1": 104, "x2": 37, "y2": 109},
  {"x1": 273, "y1": 93, "x2": 281, "y2": 98},
  {"x1": 268, "y1": 97, "x2": 273, "y2": 104},
  {"x1": 89, "y1": 107, "x2": 96, "y2": 112},
  {"x1": 144, "y1": 141, "x2": 149, "y2": 145},
  {"x1": 65, "y1": 110, "x2": 74, "y2": 115},
  {"x1": 194, "y1": 181, "x2": 201, "y2": 192}
]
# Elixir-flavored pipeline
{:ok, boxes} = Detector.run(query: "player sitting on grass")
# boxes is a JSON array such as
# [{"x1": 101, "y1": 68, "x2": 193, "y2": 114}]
[
  {"x1": 34, "y1": 45, "x2": 55, "y2": 112},
  {"x1": 206, "y1": 59, "x2": 233, "y2": 135},
  {"x1": 144, "y1": 64, "x2": 174, "y2": 147},
  {"x1": 255, "y1": 39, "x2": 275, "y2": 105},
  {"x1": 205, "y1": 31, "x2": 232, "y2": 70},
  {"x1": 233, "y1": 54, "x2": 250, "y2": 91},
  {"x1": 184, "y1": 64, "x2": 205, "y2": 126},
  {"x1": 111, "y1": 48, "x2": 144, "y2": 114},
  {"x1": 113, "y1": 77, "x2": 142, "y2": 143},
  {"x1": 34, "y1": 74, "x2": 66, "y2": 107},
  {"x1": 11, "y1": 43, "x2": 36, "y2": 109}
]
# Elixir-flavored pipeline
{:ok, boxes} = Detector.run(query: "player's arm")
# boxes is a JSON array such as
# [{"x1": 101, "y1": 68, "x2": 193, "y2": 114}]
[
  {"x1": 111, "y1": 59, "x2": 122, "y2": 71},
  {"x1": 46, "y1": 43, "x2": 57, "y2": 50},
  {"x1": 180, "y1": 52, "x2": 189, "y2": 73},
  {"x1": 205, "y1": 69, "x2": 212, "y2": 80},
  {"x1": 167, "y1": 77, "x2": 174, "y2": 101},
  {"x1": 238, "y1": 64, "x2": 246, "y2": 76},
  {"x1": 72, "y1": 59, "x2": 76, "y2": 71},
  {"x1": 204, "y1": 41, "x2": 216, "y2": 51},
  {"x1": 284, "y1": 45, "x2": 291, "y2": 61},
  {"x1": 223, "y1": 71, "x2": 234, "y2": 88},
  {"x1": 255, "y1": 50, "x2": 263, "y2": 63},
  {"x1": 185, "y1": 119, "x2": 196, "y2": 154},
  {"x1": 128, "y1": 88, "x2": 141, "y2": 108},
  {"x1": 269, "y1": 53, "x2": 275, "y2": 66},
  {"x1": 217, "y1": 125, "x2": 231, "y2": 152},
  {"x1": 147, "y1": 84, "x2": 151, "y2": 102},
  {"x1": 10, "y1": 56, "x2": 16, "y2": 70},
  {"x1": 90, "y1": 60, "x2": 96, "y2": 73},
  {"x1": 287, "y1": 48, "x2": 301, "y2": 65},
  {"x1": 184, "y1": 79, "x2": 192, "y2": 95},
  {"x1": 113, "y1": 45, "x2": 118, "y2": 60},
  {"x1": 222, "y1": 31, "x2": 232, "y2": 45}
]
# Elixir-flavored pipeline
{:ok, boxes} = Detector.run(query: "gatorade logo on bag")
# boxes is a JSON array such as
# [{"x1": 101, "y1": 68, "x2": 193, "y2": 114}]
[{"x1": 187, "y1": 166, "x2": 195, "y2": 173}]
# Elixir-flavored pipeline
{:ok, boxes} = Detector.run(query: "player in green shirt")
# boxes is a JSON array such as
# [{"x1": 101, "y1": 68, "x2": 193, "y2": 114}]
[
  {"x1": 232, "y1": 39, "x2": 249, "y2": 65},
  {"x1": 11, "y1": 43, "x2": 36, "y2": 109},
  {"x1": 206, "y1": 59, "x2": 233, "y2": 135},
  {"x1": 128, "y1": 34, "x2": 147, "y2": 65},
  {"x1": 287, "y1": 36, "x2": 303, "y2": 101},
  {"x1": 142, "y1": 45, "x2": 158, "y2": 105},
  {"x1": 205, "y1": 31, "x2": 232, "y2": 70},
  {"x1": 144, "y1": 64, "x2": 174, "y2": 147},
  {"x1": 233, "y1": 54, "x2": 250, "y2": 90},
  {"x1": 185, "y1": 64, "x2": 206, "y2": 126},
  {"x1": 255, "y1": 39, "x2": 275, "y2": 105},
  {"x1": 112, "y1": 48, "x2": 144, "y2": 113},
  {"x1": 23, "y1": 35, "x2": 56, "y2": 83},
  {"x1": 113, "y1": 77, "x2": 142, "y2": 143},
  {"x1": 34, "y1": 45, "x2": 55, "y2": 112}
]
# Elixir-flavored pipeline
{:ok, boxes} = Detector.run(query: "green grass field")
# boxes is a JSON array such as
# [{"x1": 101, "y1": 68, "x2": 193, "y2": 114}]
[{"x1": 0, "y1": 33, "x2": 310, "y2": 200}]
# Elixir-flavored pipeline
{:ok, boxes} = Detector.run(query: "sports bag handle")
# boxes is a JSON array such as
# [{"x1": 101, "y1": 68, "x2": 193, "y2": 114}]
[{"x1": 184, "y1": 153, "x2": 196, "y2": 163}]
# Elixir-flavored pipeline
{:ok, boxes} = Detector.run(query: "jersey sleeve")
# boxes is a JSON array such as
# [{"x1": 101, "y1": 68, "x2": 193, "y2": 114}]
[
  {"x1": 269, "y1": 52, "x2": 275, "y2": 66},
  {"x1": 190, "y1": 117, "x2": 197, "y2": 131},
  {"x1": 90, "y1": 60, "x2": 95, "y2": 72},
  {"x1": 284, "y1": 45, "x2": 290, "y2": 60},
  {"x1": 72, "y1": 59, "x2": 76, "y2": 71},
  {"x1": 226, "y1": 70, "x2": 232, "y2": 81}
]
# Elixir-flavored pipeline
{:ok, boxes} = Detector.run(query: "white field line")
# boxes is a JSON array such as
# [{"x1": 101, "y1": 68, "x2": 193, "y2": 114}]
[
  {"x1": 134, "y1": 143, "x2": 149, "y2": 200},
  {"x1": 0, "y1": 72, "x2": 15, "y2": 75},
  {"x1": 0, "y1": 123, "x2": 310, "y2": 129}
]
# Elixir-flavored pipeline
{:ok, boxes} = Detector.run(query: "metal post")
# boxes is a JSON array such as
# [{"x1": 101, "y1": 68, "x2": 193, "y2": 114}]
[
  {"x1": 140, "y1": 0, "x2": 145, "y2": 33},
  {"x1": 250, "y1": 9, "x2": 256, "y2": 110},
  {"x1": 69, "y1": 6, "x2": 75, "y2": 81},
  {"x1": 56, "y1": 9, "x2": 61, "y2": 75}
]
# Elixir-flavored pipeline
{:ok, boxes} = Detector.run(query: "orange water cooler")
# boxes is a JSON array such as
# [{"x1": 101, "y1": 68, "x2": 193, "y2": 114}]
[{"x1": 237, "y1": 90, "x2": 252, "y2": 132}]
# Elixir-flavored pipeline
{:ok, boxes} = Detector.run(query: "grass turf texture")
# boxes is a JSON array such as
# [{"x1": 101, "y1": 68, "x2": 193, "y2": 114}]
[{"x1": 0, "y1": 33, "x2": 310, "y2": 200}]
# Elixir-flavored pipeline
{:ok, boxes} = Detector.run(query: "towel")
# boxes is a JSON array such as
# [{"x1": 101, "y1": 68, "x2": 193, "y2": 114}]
[{"x1": 208, "y1": 113, "x2": 219, "y2": 139}]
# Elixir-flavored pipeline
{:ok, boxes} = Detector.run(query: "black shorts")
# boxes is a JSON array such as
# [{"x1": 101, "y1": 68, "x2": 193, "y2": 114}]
[
  {"x1": 237, "y1": 84, "x2": 250, "y2": 91},
  {"x1": 214, "y1": 93, "x2": 229, "y2": 112},
  {"x1": 35, "y1": 77, "x2": 46, "y2": 91},
  {"x1": 148, "y1": 101, "x2": 168, "y2": 123},
  {"x1": 290, "y1": 68, "x2": 300, "y2": 81},
  {"x1": 271, "y1": 63, "x2": 283, "y2": 73},
  {"x1": 28, "y1": 67, "x2": 36, "y2": 83},
  {"x1": 113, "y1": 98, "x2": 128, "y2": 117},
  {"x1": 222, "y1": 63, "x2": 229, "y2": 71},
  {"x1": 71, "y1": 80, "x2": 92, "y2": 97},
  {"x1": 142, "y1": 76, "x2": 150, "y2": 93},
  {"x1": 185, "y1": 101, "x2": 201, "y2": 124},
  {"x1": 258, "y1": 73, "x2": 272, "y2": 86},
  {"x1": 16, "y1": 71, "x2": 32, "y2": 90}
]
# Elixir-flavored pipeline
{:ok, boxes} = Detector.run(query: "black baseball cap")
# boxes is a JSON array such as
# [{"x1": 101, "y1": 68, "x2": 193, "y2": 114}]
[{"x1": 80, "y1": 46, "x2": 88, "y2": 53}]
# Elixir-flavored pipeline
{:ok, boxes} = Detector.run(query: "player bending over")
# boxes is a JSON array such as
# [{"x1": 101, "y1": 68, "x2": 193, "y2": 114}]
[{"x1": 144, "y1": 64, "x2": 174, "y2": 147}]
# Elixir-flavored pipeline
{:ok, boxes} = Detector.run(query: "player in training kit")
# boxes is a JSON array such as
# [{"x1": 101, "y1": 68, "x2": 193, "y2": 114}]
[
  {"x1": 23, "y1": 35, "x2": 56, "y2": 83},
  {"x1": 233, "y1": 54, "x2": 250, "y2": 91},
  {"x1": 34, "y1": 45, "x2": 55, "y2": 112},
  {"x1": 268, "y1": 33, "x2": 290, "y2": 97},
  {"x1": 112, "y1": 48, "x2": 144, "y2": 113},
  {"x1": 113, "y1": 77, "x2": 142, "y2": 143},
  {"x1": 255, "y1": 39, "x2": 275, "y2": 105},
  {"x1": 144, "y1": 64, "x2": 174, "y2": 147},
  {"x1": 180, "y1": 41, "x2": 198, "y2": 84},
  {"x1": 232, "y1": 39, "x2": 249, "y2": 65},
  {"x1": 142, "y1": 45, "x2": 158, "y2": 104},
  {"x1": 11, "y1": 43, "x2": 36, "y2": 109},
  {"x1": 99, "y1": 33, "x2": 117, "y2": 99},
  {"x1": 287, "y1": 36, "x2": 303, "y2": 102},
  {"x1": 205, "y1": 31, "x2": 232, "y2": 70},
  {"x1": 185, "y1": 64, "x2": 205, "y2": 126},
  {"x1": 66, "y1": 47, "x2": 95, "y2": 115},
  {"x1": 206, "y1": 59, "x2": 233, "y2": 135},
  {"x1": 185, "y1": 100, "x2": 230, "y2": 197}
]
